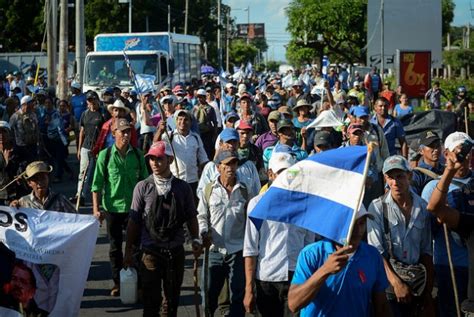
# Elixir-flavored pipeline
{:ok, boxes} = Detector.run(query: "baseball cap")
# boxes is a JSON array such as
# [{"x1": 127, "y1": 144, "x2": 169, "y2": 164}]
[
  {"x1": 313, "y1": 130, "x2": 333, "y2": 146},
  {"x1": 146, "y1": 141, "x2": 173, "y2": 158},
  {"x1": 268, "y1": 110, "x2": 281, "y2": 122},
  {"x1": 382, "y1": 155, "x2": 411, "y2": 174},
  {"x1": 197, "y1": 88, "x2": 206, "y2": 96},
  {"x1": 122, "y1": 87, "x2": 130, "y2": 93},
  {"x1": 353, "y1": 81, "x2": 360, "y2": 87},
  {"x1": 174, "y1": 109, "x2": 192, "y2": 120},
  {"x1": 224, "y1": 112, "x2": 239, "y2": 123},
  {"x1": 219, "y1": 128, "x2": 239, "y2": 142},
  {"x1": 113, "y1": 118, "x2": 131, "y2": 132},
  {"x1": 71, "y1": 81, "x2": 81, "y2": 90},
  {"x1": 292, "y1": 79, "x2": 304, "y2": 87},
  {"x1": 239, "y1": 92, "x2": 252, "y2": 101},
  {"x1": 347, "y1": 124, "x2": 364, "y2": 135},
  {"x1": 24, "y1": 161, "x2": 53, "y2": 179},
  {"x1": 225, "y1": 82, "x2": 235, "y2": 89},
  {"x1": 214, "y1": 150, "x2": 239, "y2": 165},
  {"x1": 237, "y1": 120, "x2": 253, "y2": 131},
  {"x1": 269, "y1": 152, "x2": 297, "y2": 174},
  {"x1": 444, "y1": 131, "x2": 473, "y2": 151},
  {"x1": 420, "y1": 130, "x2": 440, "y2": 147},
  {"x1": 86, "y1": 91, "x2": 97, "y2": 100},
  {"x1": 277, "y1": 119, "x2": 293, "y2": 131},
  {"x1": 0, "y1": 121, "x2": 11, "y2": 130},
  {"x1": 20, "y1": 95, "x2": 33, "y2": 105},
  {"x1": 356, "y1": 204, "x2": 374, "y2": 220},
  {"x1": 352, "y1": 106, "x2": 370, "y2": 118},
  {"x1": 160, "y1": 95, "x2": 175, "y2": 105}
]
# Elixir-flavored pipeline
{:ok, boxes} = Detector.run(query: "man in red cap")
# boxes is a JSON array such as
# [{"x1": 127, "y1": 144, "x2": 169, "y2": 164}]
[
  {"x1": 237, "y1": 120, "x2": 263, "y2": 173},
  {"x1": 124, "y1": 141, "x2": 201, "y2": 317}
]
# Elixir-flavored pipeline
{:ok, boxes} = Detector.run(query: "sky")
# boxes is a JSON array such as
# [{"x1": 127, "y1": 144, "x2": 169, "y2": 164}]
[{"x1": 224, "y1": 0, "x2": 472, "y2": 64}]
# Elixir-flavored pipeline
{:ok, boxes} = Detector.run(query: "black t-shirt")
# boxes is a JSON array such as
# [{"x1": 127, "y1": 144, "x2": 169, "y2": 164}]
[{"x1": 80, "y1": 110, "x2": 104, "y2": 150}]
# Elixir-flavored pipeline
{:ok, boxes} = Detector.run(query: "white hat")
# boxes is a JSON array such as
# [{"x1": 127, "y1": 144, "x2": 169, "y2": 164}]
[
  {"x1": 0, "y1": 121, "x2": 11, "y2": 130},
  {"x1": 444, "y1": 132, "x2": 473, "y2": 151},
  {"x1": 356, "y1": 204, "x2": 374, "y2": 220},
  {"x1": 353, "y1": 81, "x2": 360, "y2": 87},
  {"x1": 225, "y1": 82, "x2": 234, "y2": 89},
  {"x1": 238, "y1": 83, "x2": 247, "y2": 94},
  {"x1": 71, "y1": 81, "x2": 81, "y2": 90},
  {"x1": 197, "y1": 88, "x2": 206, "y2": 96},
  {"x1": 122, "y1": 87, "x2": 130, "y2": 93},
  {"x1": 107, "y1": 99, "x2": 130, "y2": 114},
  {"x1": 20, "y1": 95, "x2": 33, "y2": 105},
  {"x1": 160, "y1": 95, "x2": 176, "y2": 106},
  {"x1": 269, "y1": 152, "x2": 297, "y2": 174}
]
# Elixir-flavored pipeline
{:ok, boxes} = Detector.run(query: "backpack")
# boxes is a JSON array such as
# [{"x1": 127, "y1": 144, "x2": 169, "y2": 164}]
[
  {"x1": 143, "y1": 176, "x2": 187, "y2": 243},
  {"x1": 20, "y1": 112, "x2": 38, "y2": 146},
  {"x1": 195, "y1": 105, "x2": 214, "y2": 134}
]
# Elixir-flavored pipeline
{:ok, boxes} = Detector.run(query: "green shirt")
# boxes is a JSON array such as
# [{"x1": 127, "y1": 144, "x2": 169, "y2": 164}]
[{"x1": 91, "y1": 145, "x2": 148, "y2": 213}]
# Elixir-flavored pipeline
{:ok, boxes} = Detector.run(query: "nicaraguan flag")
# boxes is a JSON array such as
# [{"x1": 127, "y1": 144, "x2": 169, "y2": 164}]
[
  {"x1": 134, "y1": 73, "x2": 156, "y2": 94},
  {"x1": 249, "y1": 146, "x2": 367, "y2": 245}
]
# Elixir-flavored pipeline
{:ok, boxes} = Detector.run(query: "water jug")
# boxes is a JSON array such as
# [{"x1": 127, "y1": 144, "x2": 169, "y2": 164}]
[{"x1": 120, "y1": 267, "x2": 138, "y2": 304}]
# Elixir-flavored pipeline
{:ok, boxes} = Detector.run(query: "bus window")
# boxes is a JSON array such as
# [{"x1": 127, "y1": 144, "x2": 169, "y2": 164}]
[{"x1": 160, "y1": 55, "x2": 168, "y2": 78}]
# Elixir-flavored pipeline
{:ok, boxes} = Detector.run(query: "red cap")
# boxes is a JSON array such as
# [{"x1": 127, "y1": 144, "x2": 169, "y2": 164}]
[
  {"x1": 145, "y1": 141, "x2": 173, "y2": 158},
  {"x1": 237, "y1": 120, "x2": 253, "y2": 131}
]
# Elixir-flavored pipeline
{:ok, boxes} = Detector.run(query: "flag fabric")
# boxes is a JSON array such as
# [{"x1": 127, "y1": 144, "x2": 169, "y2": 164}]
[
  {"x1": 134, "y1": 73, "x2": 156, "y2": 94},
  {"x1": 249, "y1": 146, "x2": 367, "y2": 245},
  {"x1": 306, "y1": 109, "x2": 344, "y2": 129},
  {"x1": 322, "y1": 56, "x2": 330, "y2": 79}
]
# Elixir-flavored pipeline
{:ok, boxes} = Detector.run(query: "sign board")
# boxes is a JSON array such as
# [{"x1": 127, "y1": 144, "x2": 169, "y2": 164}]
[
  {"x1": 367, "y1": 0, "x2": 442, "y2": 69},
  {"x1": 396, "y1": 50, "x2": 431, "y2": 98},
  {"x1": 236, "y1": 24, "x2": 265, "y2": 39}
]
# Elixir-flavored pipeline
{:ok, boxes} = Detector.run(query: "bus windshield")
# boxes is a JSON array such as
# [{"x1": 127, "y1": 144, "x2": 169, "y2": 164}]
[{"x1": 84, "y1": 54, "x2": 159, "y2": 86}]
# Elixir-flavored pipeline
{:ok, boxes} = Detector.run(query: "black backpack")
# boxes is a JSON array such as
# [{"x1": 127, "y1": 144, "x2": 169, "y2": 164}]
[{"x1": 143, "y1": 176, "x2": 187, "y2": 243}]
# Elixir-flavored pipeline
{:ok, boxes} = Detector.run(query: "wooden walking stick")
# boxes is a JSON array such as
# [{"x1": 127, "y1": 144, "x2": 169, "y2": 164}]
[
  {"x1": 193, "y1": 255, "x2": 201, "y2": 317},
  {"x1": 465, "y1": 105, "x2": 469, "y2": 135}
]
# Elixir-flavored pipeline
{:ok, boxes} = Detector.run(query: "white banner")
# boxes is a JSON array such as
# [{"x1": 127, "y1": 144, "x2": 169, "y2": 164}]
[{"x1": 0, "y1": 207, "x2": 99, "y2": 317}]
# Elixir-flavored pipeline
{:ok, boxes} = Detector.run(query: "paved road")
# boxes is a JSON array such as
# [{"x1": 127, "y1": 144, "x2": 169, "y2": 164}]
[{"x1": 54, "y1": 145, "x2": 204, "y2": 317}]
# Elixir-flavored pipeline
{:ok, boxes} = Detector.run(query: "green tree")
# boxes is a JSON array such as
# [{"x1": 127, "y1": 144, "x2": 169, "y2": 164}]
[
  {"x1": 266, "y1": 60, "x2": 280, "y2": 72},
  {"x1": 286, "y1": 0, "x2": 367, "y2": 66},
  {"x1": 442, "y1": 0, "x2": 455, "y2": 37},
  {"x1": 443, "y1": 49, "x2": 474, "y2": 73},
  {"x1": 229, "y1": 39, "x2": 258, "y2": 65}
]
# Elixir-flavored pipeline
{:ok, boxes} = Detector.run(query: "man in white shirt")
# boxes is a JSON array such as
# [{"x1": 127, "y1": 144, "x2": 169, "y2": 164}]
[
  {"x1": 243, "y1": 152, "x2": 314, "y2": 316},
  {"x1": 161, "y1": 109, "x2": 208, "y2": 202},
  {"x1": 198, "y1": 150, "x2": 252, "y2": 317}
]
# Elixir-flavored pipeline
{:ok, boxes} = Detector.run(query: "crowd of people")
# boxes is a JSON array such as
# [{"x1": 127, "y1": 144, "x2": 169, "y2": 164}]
[{"x1": 0, "y1": 65, "x2": 473, "y2": 317}]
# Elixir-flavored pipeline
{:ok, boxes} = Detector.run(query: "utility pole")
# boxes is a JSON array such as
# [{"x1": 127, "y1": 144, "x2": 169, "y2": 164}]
[
  {"x1": 47, "y1": 0, "x2": 57, "y2": 88},
  {"x1": 217, "y1": 0, "x2": 222, "y2": 68},
  {"x1": 246, "y1": 6, "x2": 250, "y2": 44},
  {"x1": 226, "y1": 8, "x2": 230, "y2": 72},
  {"x1": 57, "y1": 0, "x2": 68, "y2": 100},
  {"x1": 380, "y1": 0, "x2": 384, "y2": 81},
  {"x1": 128, "y1": 0, "x2": 132, "y2": 33},
  {"x1": 75, "y1": 0, "x2": 85, "y2": 84},
  {"x1": 468, "y1": 23, "x2": 471, "y2": 76},
  {"x1": 168, "y1": 5, "x2": 171, "y2": 33},
  {"x1": 184, "y1": 0, "x2": 189, "y2": 34}
]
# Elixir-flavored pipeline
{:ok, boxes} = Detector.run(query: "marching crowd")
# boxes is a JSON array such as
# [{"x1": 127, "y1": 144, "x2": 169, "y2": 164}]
[{"x1": 0, "y1": 66, "x2": 473, "y2": 317}]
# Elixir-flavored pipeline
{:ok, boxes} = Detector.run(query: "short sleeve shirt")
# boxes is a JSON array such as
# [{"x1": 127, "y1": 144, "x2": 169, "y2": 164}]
[
  {"x1": 80, "y1": 110, "x2": 104, "y2": 150},
  {"x1": 370, "y1": 115, "x2": 405, "y2": 156},
  {"x1": 292, "y1": 240, "x2": 388, "y2": 317}
]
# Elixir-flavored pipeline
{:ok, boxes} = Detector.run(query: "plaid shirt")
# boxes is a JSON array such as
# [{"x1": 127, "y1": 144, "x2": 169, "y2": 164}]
[{"x1": 18, "y1": 190, "x2": 77, "y2": 213}]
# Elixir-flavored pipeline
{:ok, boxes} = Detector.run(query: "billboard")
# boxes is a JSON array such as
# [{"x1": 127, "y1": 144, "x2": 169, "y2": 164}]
[
  {"x1": 236, "y1": 24, "x2": 265, "y2": 39},
  {"x1": 397, "y1": 50, "x2": 431, "y2": 98},
  {"x1": 367, "y1": 0, "x2": 442, "y2": 69}
]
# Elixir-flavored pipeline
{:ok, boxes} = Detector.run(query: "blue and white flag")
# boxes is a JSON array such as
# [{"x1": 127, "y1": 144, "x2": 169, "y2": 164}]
[
  {"x1": 134, "y1": 73, "x2": 156, "y2": 94},
  {"x1": 322, "y1": 55, "x2": 330, "y2": 79},
  {"x1": 249, "y1": 146, "x2": 367, "y2": 244}
]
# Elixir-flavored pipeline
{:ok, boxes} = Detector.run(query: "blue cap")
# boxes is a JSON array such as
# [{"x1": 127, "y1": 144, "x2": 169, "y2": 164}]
[
  {"x1": 104, "y1": 87, "x2": 114, "y2": 95},
  {"x1": 130, "y1": 89, "x2": 137, "y2": 96},
  {"x1": 352, "y1": 106, "x2": 370, "y2": 118},
  {"x1": 220, "y1": 128, "x2": 239, "y2": 143},
  {"x1": 224, "y1": 112, "x2": 239, "y2": 123}
]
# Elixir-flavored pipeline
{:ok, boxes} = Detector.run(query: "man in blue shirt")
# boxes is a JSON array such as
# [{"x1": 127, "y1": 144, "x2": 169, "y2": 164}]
[
  {"x1": 70, "y1": 82, "x2": 87, "y2": 122},
  {"x1": 370, "y1": 97, "x2": 407, "y2": 158},
  {"x1": 288, "y1": 206, "x2": 391, "y2": 317},
  {"x1": 411, "y1": 130, "x2": 444, "y2": 195}
]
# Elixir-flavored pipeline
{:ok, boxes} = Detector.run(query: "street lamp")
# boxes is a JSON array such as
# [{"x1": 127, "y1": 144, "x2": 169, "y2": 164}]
[
  {"x1": 234, "y1": 6, "x2": 250, "y2": 44},
  {"x1": 118, "y1": 0, "x2": 132, "y2": 33}
]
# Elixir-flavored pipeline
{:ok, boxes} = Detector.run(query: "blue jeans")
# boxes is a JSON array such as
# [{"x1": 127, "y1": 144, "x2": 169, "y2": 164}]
[
  {"x1": 435, "y1": 265, "x2": 469, "y2": 317},
  {"x1": 202, "y1": 250, "x2": 245, "y2": 317}
]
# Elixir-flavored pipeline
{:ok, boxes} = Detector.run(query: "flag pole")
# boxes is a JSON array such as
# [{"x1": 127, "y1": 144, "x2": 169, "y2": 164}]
[{"x1": 345, "y1": 142, "x2": 376, "y2": 245}]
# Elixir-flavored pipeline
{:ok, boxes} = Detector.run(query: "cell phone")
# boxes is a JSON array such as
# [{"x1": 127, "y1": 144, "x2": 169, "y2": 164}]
[{"x1": 456, "y1": 141, "x2": 473, "y2": 162}]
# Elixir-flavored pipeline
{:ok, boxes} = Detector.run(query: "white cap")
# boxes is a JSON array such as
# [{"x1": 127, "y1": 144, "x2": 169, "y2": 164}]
[
  {"x1": 197, "y1": 88, "x2": 206, "y2": 96},
  {"x1": 353, "y1": 81, "x2": 360, "y2": 87},
  {"x1": 225, "y1": 82, "x2": 234, "y2": 89},
  {"x1": 20, "y1": 95, "x2": 33, "y2": 105},
  {"x1": 269, "y1": 152, "x2": 297, "y2": 174},
  {"x1": 0, "y1": 121, "x2": 11, "y2": 130},
  {"x1": 160, "y1": 95, "x2": 176, "y2": 105},
  {"x1": 71, "y1": 81, "x2": 81, "y2": 90},
  {"x1": 444, "y1": 131, "x2": 473, "y2": 151},
  {"x1": 122, "y1": 87, "x2": 130, "y2": 93},
  {"x1": 356, "y1": 204, "x2": 374, "y2": 220},
  {"x1": 238, "y1": 83, "x2": 247, "y2": 94}
]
